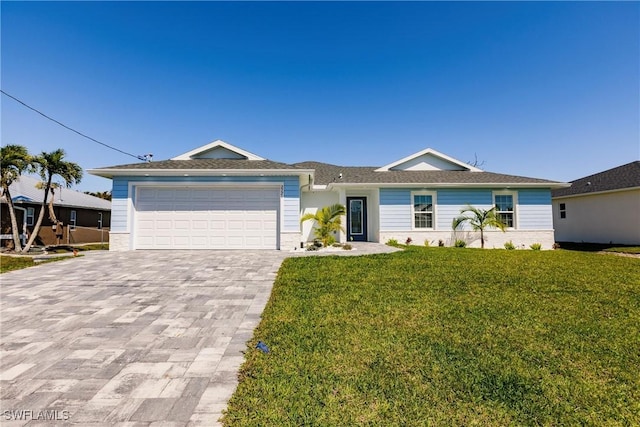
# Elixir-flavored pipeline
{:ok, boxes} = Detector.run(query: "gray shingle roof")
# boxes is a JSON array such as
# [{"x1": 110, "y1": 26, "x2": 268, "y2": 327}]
[
  {"x1": 1, "y1": 175, "x2": 111, "y2": 210},
  {"x1": 96, "y1": 158, "x2": 305, "y2": 170},
  {"x1": 294, "y1": 161, "x2": 562, "y2": 186},
  {"x1": 552, "y1": 161, "x2": 640, "y2": 198}
]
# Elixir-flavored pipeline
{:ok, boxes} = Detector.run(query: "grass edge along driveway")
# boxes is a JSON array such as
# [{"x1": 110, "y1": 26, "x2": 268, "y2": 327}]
[{"x1": 223, "y1": 247, "x2": 639, "y2": 426}]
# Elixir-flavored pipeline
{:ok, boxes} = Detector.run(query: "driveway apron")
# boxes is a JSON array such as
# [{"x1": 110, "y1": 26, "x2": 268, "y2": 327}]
[{"x1": 0, "y1": 250, "x2": 286, "y2": 426}]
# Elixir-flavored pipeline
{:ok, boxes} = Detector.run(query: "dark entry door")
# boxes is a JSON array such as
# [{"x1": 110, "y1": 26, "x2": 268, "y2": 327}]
[{"x1": 347, "y1": 197, "x2": 367, "y2": 242}]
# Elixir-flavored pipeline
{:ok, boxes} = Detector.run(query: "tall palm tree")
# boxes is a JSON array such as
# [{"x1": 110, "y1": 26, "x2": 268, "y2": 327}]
[
  {"x1": 452, "y1": 205, "x2": 507, "y2": 249},
  {"x1": 0, "y1": 145, "x2": 35, "y2": 251},
  {"x1": 301, "y1": 203, "x2": 346, "y2": 247},
  {"x1": 22, "y1": 149, "x2": 83, "y2": 253}
]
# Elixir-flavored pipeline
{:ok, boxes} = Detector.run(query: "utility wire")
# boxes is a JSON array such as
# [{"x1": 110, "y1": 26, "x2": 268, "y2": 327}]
[{"x1": 1, "y1": 89, "x2": 150, "y2": 162}]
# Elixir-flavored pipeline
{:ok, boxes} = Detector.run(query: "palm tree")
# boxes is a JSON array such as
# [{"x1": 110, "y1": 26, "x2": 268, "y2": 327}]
[
  {"x1": 452, "y1": 204, "x2": 507, "y2": 249},
  {"x1": 301, "y1": 203, "x2": 346, "y2": 247},
  {"x1": 22, "y1": 149, "x2": 83, "y2": 253},
  {"x1": 0, "y1": 145, "x2": 35, "y2": 251}
]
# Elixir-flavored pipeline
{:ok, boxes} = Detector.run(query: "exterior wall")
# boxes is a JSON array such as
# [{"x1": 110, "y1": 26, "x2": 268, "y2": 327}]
[
  {"x1": 379, "y1": 230, "x2": 555, "y2": 249},
  {"x1": 111, "y1": 175, "x2": 301, "y2": 250},
  {"x1": 379, "y1": 187, "x2": 555, "y2": 249},
  {"x1": 300, "y1": 190, "x2": 339, "y2": 242},
  {"x1": 553, "y1": 189, "x2": 640, "y2": 245}
]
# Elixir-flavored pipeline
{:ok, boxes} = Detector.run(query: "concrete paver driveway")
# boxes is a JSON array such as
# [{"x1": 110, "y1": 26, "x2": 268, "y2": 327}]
[{"x1": 0, "y1": 251, "x2": 286, "y2": 426}]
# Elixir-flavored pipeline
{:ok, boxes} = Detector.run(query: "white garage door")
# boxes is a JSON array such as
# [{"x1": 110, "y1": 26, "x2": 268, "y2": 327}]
[{"x1": 134, "y1": 186, "x2": 279, "y2": 249}]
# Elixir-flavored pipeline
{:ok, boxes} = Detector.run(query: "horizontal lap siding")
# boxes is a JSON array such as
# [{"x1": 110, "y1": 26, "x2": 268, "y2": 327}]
[
  {"x1": 282, "y1": 178, "x2": 300, "y2": 232},
  {"x1": 437, "y1": 189, "x2": 492, "y2": 230},
  {"x1": 380, "y1": 189, "x2": 412, "y2": 230},
  {"x1": 111, "y1": 178, "x2": 129, "y2": 232},
  {"x1": 110, "y1": 175, "x2": 300, "y2": 233},
  {"x1": 518, "y1": 189, "x2": 552, "y2": 229}
]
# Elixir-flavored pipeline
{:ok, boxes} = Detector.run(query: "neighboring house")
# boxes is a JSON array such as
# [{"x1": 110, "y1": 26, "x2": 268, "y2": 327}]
[
  {"x1": 0, "y1": 174, "x2": 111, "y2": 248},
  {"x1": 89, "y1": 140, "x2": 568, "y2": 251},
  {"x1": 551, "y1": 161, "x2": 640, "y2": 245}
]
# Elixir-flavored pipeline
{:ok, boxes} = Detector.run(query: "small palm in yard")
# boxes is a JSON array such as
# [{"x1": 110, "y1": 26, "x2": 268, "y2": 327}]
[
  {"x1": 452, "y1": 204, "x2": 506, "y2": 249},
  {"x1": 300, "y1": 203, "x2": 346, "y2": 247}
]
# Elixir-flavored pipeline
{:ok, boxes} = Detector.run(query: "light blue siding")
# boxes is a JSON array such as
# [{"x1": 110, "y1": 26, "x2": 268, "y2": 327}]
[
  {"x1": 109, "y1": 175, "x2": 301, "y2": 232},
  {"x1": 379, "y1": 189, "x2": 412, "y2": 230},
  {"x1": 518, "y1": 189, "x2": 553, "y2": 229},
  {"x1": 437, "y1": 189, "x2": 492, "y2": 230}
]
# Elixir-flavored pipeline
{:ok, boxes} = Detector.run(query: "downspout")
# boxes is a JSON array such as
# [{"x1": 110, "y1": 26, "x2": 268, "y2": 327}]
[{"x1": 13, "y1": 205, "x2": 27, "y2": 247}]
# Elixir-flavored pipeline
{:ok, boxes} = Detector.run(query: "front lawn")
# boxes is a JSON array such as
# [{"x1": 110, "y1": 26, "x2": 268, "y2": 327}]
[
  {"x1": 223, "y1": 247, "x2": 639, "y2": 426},
  {"x1": 0, "y1": 255, "x2": 68, "y2": 273}
]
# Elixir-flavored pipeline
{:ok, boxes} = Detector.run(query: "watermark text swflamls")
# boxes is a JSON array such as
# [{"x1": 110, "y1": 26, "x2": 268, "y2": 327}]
[{"x1": 3, "y1": 409, "x2": 70, "y2": 421}]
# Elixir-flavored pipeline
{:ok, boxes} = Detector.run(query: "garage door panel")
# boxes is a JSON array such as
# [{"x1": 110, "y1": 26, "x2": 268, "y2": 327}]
[{"x1": 135, "y1": 186, "x2": 279, "y2": 249}]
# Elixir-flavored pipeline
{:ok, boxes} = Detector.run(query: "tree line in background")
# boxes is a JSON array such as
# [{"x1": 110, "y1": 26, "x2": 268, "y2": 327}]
[{"x1": 0, "y1": 145, "x2": 82, "y2": 253}]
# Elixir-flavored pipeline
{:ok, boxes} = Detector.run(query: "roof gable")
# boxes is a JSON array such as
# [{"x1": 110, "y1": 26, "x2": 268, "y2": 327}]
[
  {"x1": 171, "y1": 140, "x2": 265, "y2": 161},
  {"x1": 375, "y1": 148, "x2": 482, "y2": 172}
]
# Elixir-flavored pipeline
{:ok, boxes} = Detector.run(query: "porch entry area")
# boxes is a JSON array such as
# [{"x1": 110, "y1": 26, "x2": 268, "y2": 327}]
[{"x1": 347, "y1": 197, "x2": 367, "y2": 242}]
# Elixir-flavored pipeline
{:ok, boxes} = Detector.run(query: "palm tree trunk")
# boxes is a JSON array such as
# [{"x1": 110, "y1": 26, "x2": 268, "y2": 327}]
[
  {"x1": 3, "y1": 186, "x2": 23, "y2": 252},
  {"x1": 480, "y1": 228, "x2": 485, "y2": 249},
  {"x1": 21, "y1": 177, "x2": 52, "y2": 253}
]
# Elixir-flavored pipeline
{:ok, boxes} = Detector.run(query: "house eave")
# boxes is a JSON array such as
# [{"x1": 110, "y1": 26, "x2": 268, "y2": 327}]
[
  {"x1": 325, "y1": 182, "x2": 570, "y2": 189},
  {"x1": 88, "y1": 168, "x2": 315, "y2": 179},
  {"x1": 552, "y1": 186, "x2": 640, "y2": 200}
]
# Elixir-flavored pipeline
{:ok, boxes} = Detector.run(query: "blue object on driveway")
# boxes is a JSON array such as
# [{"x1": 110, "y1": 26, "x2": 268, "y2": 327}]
[{"x1": 256, "y1": 341, "x2": 270, "y2": 353}]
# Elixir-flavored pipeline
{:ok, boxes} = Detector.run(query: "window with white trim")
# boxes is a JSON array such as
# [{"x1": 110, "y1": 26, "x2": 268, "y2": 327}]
[
  {"x1": 493, "y1": 192, "x2": 516, "y2": 228},
  {"x1": 559, "y1": 203, "x2": 566, "y2": 219},
  {"x1": 412, "y1": 191, "x2": 436, "y2": 229},
  {"x1": 26, "y1": 207, "x2": 35, "y2": 226},
  {"x1": 70, "y1": 210, "x2": 77, "y2": 230}
]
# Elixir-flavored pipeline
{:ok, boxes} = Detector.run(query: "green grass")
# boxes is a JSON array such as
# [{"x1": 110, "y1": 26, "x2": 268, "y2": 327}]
[
  {"x1": 558, "y1": 241, "x2": 640, "y2": 254},
  {"x1": 223, "y1": 247, "x2": 640, "y2": 426},
  {"x1": 604, "y1": 247, "x2": 640, "y2": 254},
  {"x1": 0, "y1": 255, "x2": 68, "y2": 273}
]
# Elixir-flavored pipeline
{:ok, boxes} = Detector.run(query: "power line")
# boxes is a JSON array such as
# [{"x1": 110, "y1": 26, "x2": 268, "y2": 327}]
[{"x1": 1, "y1": 89, "x2": 151, "y2": 162}]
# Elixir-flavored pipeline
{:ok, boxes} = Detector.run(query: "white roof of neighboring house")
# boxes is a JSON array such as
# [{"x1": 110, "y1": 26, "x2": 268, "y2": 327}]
[{"x1": 1, "y1": 174, "x2": 111, "y2": 210}]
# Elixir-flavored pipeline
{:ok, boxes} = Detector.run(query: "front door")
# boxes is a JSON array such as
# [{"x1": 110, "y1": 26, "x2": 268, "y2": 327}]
[{"x1": 347, "y1": 197, "x2": 367, "y2": 242}]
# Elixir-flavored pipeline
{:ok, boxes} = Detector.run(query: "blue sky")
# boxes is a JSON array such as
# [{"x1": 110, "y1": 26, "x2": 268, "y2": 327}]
[{"x1": 2, "y1": 1, "x2": 638, "y2": 192}]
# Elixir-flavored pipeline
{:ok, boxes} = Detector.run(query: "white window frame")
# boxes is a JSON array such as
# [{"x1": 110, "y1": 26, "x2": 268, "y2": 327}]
[
  {"x1": 559, "y1": 203, "x2": 566, "y2": 219},
  {"x1": 493, "y1": 191, "x2": 517, "y2": 229},
  {"x1": 411, "y1": 191, "x2": 437, "y2": 230},
  {"x1": 70, "y1": 210, "x2": 77, "y2": 231},
  {"x1": 26, "y1": 207, "x2": 35, "y2": 226},
  {"x1": 98, "y1": 212, "x2": 103, "y2": 229}
]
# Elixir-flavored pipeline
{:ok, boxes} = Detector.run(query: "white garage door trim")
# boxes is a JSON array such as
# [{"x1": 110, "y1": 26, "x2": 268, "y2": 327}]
[{"x1": 132, "y1": 183, "x2": 282, "y2": 250}]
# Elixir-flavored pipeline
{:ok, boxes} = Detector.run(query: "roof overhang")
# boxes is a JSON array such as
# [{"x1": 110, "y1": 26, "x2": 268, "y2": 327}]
[
  {"x1": 318, "y1": 182, "x2": 571, "y2": 190},
  {"x1": 552, "y1": 186, "x2": 640, "y2": 200},
  {"x1": 88, "y1": 168, "x2": 315, "y2": 179}
]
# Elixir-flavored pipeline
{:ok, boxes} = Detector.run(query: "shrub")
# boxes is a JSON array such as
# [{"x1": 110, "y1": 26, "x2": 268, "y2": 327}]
[
  {"x1": 405, "y1": 237, "x2": 413, "y2": 245},
  {"x1": 332, "y1": 243, "x2": 342, "y2": 247},
  {"x1": 325, "y1": 235, "x2": 336, "y2": 247},
  {"x1": 530, "y1": 243, "x2": 542, "y2": 251},
  {"x1": 386, "y1": 239, "x2": 399, "y2": 247},
  {"x1": 438, "y1": 239, "x2": 445, "y2": 247},
  {"x1": 454, "y1": 239, "x2": 467, "y2": 248},
  {"x1": 424, "y1": 240, "x2": 431, "y2": 247},
  {"x1": 342, "y1": 244, "x2": 352, "y2": 250},
  {"x1": 504, "y1": 240, "x2": 516, "y2": 250}
]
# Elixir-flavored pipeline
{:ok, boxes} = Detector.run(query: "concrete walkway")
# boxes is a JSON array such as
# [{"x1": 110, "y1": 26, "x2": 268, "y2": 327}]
[{"x1": 0, "y1": 244, "x2": 398, "y2": 426}]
